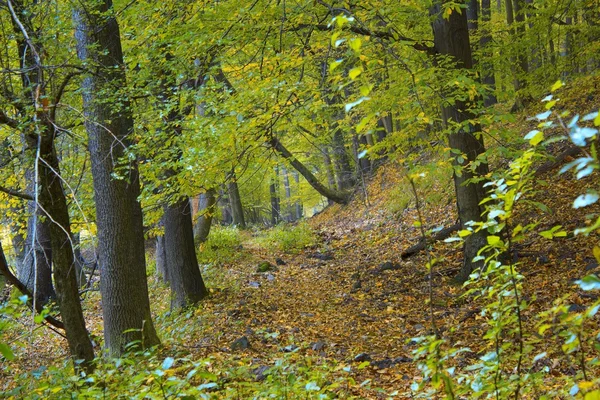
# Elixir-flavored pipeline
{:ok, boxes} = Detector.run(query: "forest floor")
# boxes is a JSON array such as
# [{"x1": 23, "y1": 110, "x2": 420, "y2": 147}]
[{"x1": 2, "y1": 77, "x2": 600, "y2": 398}]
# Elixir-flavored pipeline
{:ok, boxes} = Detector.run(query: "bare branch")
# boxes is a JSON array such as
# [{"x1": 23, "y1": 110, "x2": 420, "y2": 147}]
[{"x1": 0, "y1": 185, "x2": 33, "y2": 200}]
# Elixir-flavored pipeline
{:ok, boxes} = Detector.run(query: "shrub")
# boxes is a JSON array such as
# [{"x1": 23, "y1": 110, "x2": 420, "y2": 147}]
[
  {"x1": 255, "y1": 222, "x2": 316, "y2": 254},
  {"x1": 197, "y1": 225, "x2": 243, "y2": 265}
]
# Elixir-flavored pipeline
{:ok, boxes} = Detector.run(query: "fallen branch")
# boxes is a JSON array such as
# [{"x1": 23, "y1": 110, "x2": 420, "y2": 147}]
[
  {"x1": 400, "y1": 223, "x2": 461, "y2": 259},
  {"x1": 535, "y1": 145, "x2": 582, "y2": 177},
  {"x1": 0, "y1": 241, "x2": 65, "y2": 330}
]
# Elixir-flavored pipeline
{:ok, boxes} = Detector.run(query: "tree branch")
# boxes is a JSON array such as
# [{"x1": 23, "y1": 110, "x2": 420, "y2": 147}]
[
  {"x1": 0, "y1": 241, "x2": 65, "y2": 330},
  {"x1": 0, "y1": 185, "x2": 33, "y2": 200}
]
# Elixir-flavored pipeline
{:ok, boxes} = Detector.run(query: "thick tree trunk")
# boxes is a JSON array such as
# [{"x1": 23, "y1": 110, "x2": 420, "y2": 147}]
[
  {"x1": 219, "y1": 186, "x2": 233, "y2": 224},
  {"x1": 73, "y1": 0, "x2": 160, "y2": 355},
  {"x1": 431, "y1": 1, "x2": 489, "y2": 282},
  {"x1": 269, "y1": 137, "x2": 350, "y2": 205},
  {"x1": 332, "y1": 128, "x2": 355, "y2": 190},
  {"x1": 194, "y1": 188, "x2": 216, "y2": 244},
  {"x1": 163, "y1": 198, "x2": 208, "y2": 310},
  {"x1": 227, "y1": 170, "x2": 246, "y2": 228}
]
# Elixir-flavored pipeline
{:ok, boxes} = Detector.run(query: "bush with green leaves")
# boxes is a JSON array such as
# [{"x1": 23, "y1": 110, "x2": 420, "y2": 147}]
[
  {"x1": 6, "y1": 346, "x2": 355, "y2": 399},
  {"x1": 254, "y1": 222, "x2": 316, "y2": 254},
  {"x1": 197, "y1": 226, "x2": 243, "y2": 265},
  {"x1": 410, "y1": 82, "x2": 600, "y2": 399}
]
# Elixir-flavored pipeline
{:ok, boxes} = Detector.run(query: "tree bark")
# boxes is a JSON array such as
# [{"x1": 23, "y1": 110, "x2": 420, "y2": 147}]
[
  {"x1": 431, "y1": 1, "x2": 489, "y2": 282},
  {"x1": 163, "y1": 198, "x2": 208, "y2": 310},
  {"x1": 155, "y1": 234, "x2": 168, "y2": 282},
  {"x1": 73, "y1": 0, "x2": 160, "y2": 355},
  {"x1": 292, "y1": 170, "x2": 303, "y2": 220},
  {"x1": 19, "y1": 200, "x2": 55, "y2": 305},
  {"x1": 268, "y1": 136, "x2": 350, "y2": 205},
  {"x1": 480, "y1": 0, "x2": 498, "y2": 106},
  {"x1": 281, "y1": 166, "x2": 293, "y2": 221},
  {"x1": 37, "y1": 120, "x2": 96, "y2": 371},
  {"x1": 270, "y1": 168, "x2": 280, "y2": 225},
  {"x1": 194, "y1": 188, "x2": 216, "y2": 244},
  {"x1": 332, "y1": 128, "x2": 355, "y2": 190},
  {"x1": 227, "y1": 169, "x2": 246, "y2": 228}
]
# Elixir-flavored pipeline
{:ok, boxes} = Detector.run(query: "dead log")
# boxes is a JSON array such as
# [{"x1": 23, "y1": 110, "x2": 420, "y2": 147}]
[{"x1": 400, "y1": 223, "x2": 461, "y2": 259}]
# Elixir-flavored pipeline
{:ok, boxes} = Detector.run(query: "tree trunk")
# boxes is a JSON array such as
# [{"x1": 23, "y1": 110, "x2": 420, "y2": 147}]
[
  {"x1": 7, "y1": 0, "x2": 95, "y2": 370},
  {"x1": 73, "y1": 0, "x2": 160, "y2": 355},
  {"x1": 269, "y1": 136, "x2": 350, "y2": 205},
  {"x1": 431, "y1": 1, "x2": 489, "y2": 283},
  {"x1": 227, "y1": 170, "x2": 246, "y2": 228},
  {"x1": 155, "y1": 234, "x2": 168, "y2": 282},
  {"x1": 322, "y1": 145, "x2": 337, "y2": 206},
  {"x1": 163, "y1": 198, "x2": 208, "y2": 310},
  {"x1": 37, "y1": 121, "x2": 96, "y2": 371},
  {"x1": 194, "y1": 188, "x2": 216, "y2": 244},
  {"x1": 332, "y1": 128, "x2": 355, "y2": 190},
  {"x1": 270, "y1": 167, "x2": 280, "y2": 225},
  {"x1": 19, "y1": 202, "x2": 55, "y2": 305},
  {"x1": 219, "y1": 186, "x2": 232, "y2": 224},
  {"x1": 292, "y1": 171, "x2": 303, "y2": 220},
  {"x1": 281, "y1": 166, "x2": 293, "y2": 221},
  {"x1": 480, "y1": 0, "x2": 498, "y2": 106}
]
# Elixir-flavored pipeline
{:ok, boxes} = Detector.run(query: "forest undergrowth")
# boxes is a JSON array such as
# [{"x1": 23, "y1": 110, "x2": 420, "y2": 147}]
[{"x1": 1, "y1": 77, "x2": 600, "y2": 399}]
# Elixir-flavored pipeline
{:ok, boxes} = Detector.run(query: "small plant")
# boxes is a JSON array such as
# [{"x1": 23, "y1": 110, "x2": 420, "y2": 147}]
[{"x1": 254, "y1": 222, "x2": 316, "y2": 254}]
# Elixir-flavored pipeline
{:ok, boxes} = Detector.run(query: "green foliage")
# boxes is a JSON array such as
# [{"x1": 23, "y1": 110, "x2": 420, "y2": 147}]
[
  {"x1": 388, "y1": 161, "x2": 453, "y2": 215},
  {"x1": 6, "y1": 347, "x2": 352, "y2": 399},
  {"x1": 197, "y1": 226, "x2": 243, "y2": 265},
  {"x1": 254, "y1": 222, "x2": 316, "y2": 254}
]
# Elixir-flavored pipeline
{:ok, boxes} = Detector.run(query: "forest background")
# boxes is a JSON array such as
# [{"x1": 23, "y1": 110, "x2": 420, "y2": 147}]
[{"x1": 0, "y1": 0, "x2": 599, "y2": 398}]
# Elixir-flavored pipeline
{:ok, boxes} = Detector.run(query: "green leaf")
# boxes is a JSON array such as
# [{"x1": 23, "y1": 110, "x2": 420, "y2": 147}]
[
  {"x1": 0, "y1": 343, "x2": 15, "y2": 361},
  {"x1": 524, "y1": 130, "x2": 543, "y2": 146},
  {"x1": 486, "y1": 235, "x2": 501, "y2": 246},
  {"x1": 348, "y1": 67, "x2": 362, "y2": 80},
  {"x1": 551, "y1": 80, "x2": 563, "y2": 92},
  {"x1": 162, "y1": 357, "x2": 175, "y2": 370},
  {"x1": 576, "y1": 275, "x2": 600, "y2": 291}
]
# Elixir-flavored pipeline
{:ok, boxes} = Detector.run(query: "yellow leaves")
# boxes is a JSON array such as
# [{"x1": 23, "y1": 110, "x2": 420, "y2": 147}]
[
  {"x1": 348, "y1": 67, "x2": 362, "y2": 80},
  {"x1": 551, "y1": 80, "x2": 564, "y2": 92}
]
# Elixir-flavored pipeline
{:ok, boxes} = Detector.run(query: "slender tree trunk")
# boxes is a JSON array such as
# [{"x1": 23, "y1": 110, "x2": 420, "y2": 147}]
[
  {"x1": 227, "y1": 169, "x2": 246, "y2": 228},
  {"x1": 7, "y1": 0, "x2": 95, "y2": 369},
  {"x1": 270, "y1": 167, "x2": 280, "y2": 225},
  {"x1": 155, "y1": 234, "x2": 168, "y2": 282},
  {"x1": 20, "y1": 201, "x2": 55, "y2": 305},
  {"x1": 37, "y1": 120, "x2": 96, "y2": 370},
  {"x1": 292, "y1": 171, "x2": 303, "y2": 220},
  {"x1": 281, "y1": 166, "x2": 293, "y2": 221},
  {"x1": 268, "y1": 136, "x2": 350, "y2": 205},
  {"x1": 163, "y1": 198, "x2": 208, "y2": 310},
  {"x1": 480, "y1": 0, "x2": 498, "y2": 105},
  {"x1": 194, "y1": 188, "x2": 216, "y2": 244},
  {"x1": 431, "y1": 1, "x2": 489, "y2": 282},
  {"x1": 73, "y1": 0, "x2": 160, "y2": 355}
]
